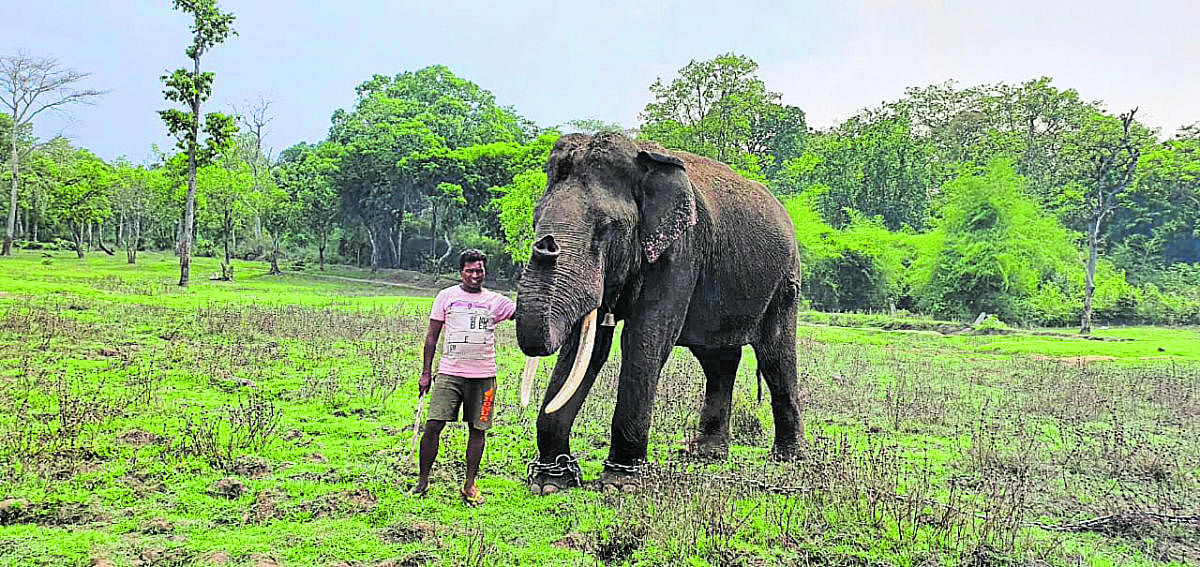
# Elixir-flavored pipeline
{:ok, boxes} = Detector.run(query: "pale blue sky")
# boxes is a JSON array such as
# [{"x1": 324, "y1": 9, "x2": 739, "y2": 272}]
[{"x1": 5, "y1": 1, "x2": 1198, "y2": 163}]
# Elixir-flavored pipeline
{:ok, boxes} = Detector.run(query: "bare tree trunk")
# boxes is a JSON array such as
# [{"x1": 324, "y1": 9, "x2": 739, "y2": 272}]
[
  {"x1": 437, "y1": 232, "x2": 452, "y2": 265},
  {"x1": 366, "y1": 224, "x2": 378, "y2": 273},
  {"x1": 268, "y1": 232, "x2": 281, "y2": 275},
  {"x1": 73, "y1": 224, "x2": 85, "y2": 259},
  {"x1": 3, "y1": 125, "x2": 17, "y2": 256},
  {"x1": 1081, "y1": 218, "x2": 1100, "y2": 335},
  {"x1": 179, "y1": 56, "x2": 201, "y2": 287},
  {"x1": 116, "y1": 214, "x2": 124, "y2": 249},
  {"x1": 223, "y1": 209, "x2": 232, "y2": 267},
  {"x1": 96, "y1": 222, "x2": 114, "y2": 255},
  {"x1": 126, "y1": 218, "x2": 139, "y2": 264},
  {"x1": 318, "y1": 234, "x2": 326, "y2": 271}
]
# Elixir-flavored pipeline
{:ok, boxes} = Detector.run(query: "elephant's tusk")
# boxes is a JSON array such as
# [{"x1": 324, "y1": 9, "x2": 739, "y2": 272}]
[
  {"x1": 520, "y1": 356, "x2": 539, "y2": 408},
  {"x1": 544, "y1": 309, "x2": 598, "y2": 414}
]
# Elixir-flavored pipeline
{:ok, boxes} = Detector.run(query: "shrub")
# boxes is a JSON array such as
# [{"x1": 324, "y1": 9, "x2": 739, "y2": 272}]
[{"x1": 918, "y1": 160, "x2": 1079, "y2": 324}]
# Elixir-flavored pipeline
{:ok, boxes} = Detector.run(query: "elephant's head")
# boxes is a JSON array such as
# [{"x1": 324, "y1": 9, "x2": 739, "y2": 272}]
[{"x1": 516, "y1": 133, "x2": 697, "y2": 410}]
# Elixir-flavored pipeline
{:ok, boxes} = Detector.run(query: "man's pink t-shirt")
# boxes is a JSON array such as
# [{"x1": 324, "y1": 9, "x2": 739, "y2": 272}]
[{"x1": 430, "y1": 286, "x2": 517, "y2": 378}]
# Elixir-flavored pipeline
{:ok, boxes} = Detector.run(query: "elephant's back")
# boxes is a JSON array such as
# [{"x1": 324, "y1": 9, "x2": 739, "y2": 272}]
[{"x1": 662, "y1": 150, "x2": 799, "y2": 346}]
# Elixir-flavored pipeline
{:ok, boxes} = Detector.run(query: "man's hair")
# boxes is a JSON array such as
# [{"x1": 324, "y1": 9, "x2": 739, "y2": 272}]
[{"x1": 459, "y1": 249, "x2": 487, "y2": 269}]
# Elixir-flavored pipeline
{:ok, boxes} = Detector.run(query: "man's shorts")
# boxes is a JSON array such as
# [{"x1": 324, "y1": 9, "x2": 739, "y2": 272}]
[{"x1": 427, "y1": 374, "x2": 496, "y2": 431}]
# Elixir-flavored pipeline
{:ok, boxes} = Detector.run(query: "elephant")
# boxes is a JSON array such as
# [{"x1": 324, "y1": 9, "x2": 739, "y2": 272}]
[{"x1": 516, "y1": 132, "x2": 803, "y2": 493}]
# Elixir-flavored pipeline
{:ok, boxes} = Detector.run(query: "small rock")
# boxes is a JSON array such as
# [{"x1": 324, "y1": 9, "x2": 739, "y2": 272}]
[
  {"x1": 208, "y1": 551, "x2": 231, "y2": 565},
  {"x1": 307, "y1": 453, "x2": 327, "y2": 463}
]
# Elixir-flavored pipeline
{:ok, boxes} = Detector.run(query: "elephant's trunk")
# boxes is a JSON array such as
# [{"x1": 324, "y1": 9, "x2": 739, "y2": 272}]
[{"x1": 516, "y1": 228, "x2": 605, "y2": 412}]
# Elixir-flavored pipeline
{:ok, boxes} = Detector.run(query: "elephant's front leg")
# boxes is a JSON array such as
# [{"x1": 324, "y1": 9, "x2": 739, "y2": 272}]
[
  {"x1": 602, "y1": 302, "x2": 691, "y2": 492},
  {"x1": 529, "y1": 324, "x2": 615, "y2": 494}
]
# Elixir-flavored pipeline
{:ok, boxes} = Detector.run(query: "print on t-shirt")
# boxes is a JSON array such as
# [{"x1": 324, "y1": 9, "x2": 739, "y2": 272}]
[{"x1": 443, "y1": 300, "x2": 495, "y2": 361}]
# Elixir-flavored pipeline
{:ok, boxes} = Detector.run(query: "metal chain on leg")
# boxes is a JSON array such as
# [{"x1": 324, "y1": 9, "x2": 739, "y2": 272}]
[{"x1": 527, "y1": 454, "x2": 582, "y2": 488}]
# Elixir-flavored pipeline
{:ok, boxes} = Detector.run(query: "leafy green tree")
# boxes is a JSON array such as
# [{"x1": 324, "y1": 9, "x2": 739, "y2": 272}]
[
  {"x1": 48, "y1": 149, "x2": 112, "y2": 258},
  {"x1": 253, "y1": 181, "x2": 297, "y2": 275},
  {"x1": 159, "y1": 0, "x2": 237, "y2": 286},
  {"x1": 277, "y1": 141, "x2": 340, "y2": 269},
  {"x1": 0, "y1": 52, "x2": 104, "y2": 255},
  {"x1": 197, "y1": 158, "x2": 252, "y2": 270},
  {"x1": 640, "y1": 53, "x2": 805, "y2": 172},
  {"x1": 781, "y1": 110, "x2": 935, "y2": 230},
  {"x1": 329, "y1": 66, "x2": 533, "y2": 270},
  {"x1": 1113, "y1": 128, "x2": 1200, "y2": 271},
  {"x1": 562, "y1": 118, "x2": 625, "y2": 134},
  {"x1": 919, "y1": 160, "x2": 1080, "y2": 323},
  {"x1": 111, "y1": 162, "x2": 165, "y2": 264}
]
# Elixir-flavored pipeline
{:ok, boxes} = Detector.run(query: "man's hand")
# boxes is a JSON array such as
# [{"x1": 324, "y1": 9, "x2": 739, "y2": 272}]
[{"x1": 418, "y1": 371, "x2": 432, "y2": 396}]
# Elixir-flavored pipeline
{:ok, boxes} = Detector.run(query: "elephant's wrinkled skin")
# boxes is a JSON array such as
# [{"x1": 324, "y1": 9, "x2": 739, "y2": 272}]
[{"x1": 517, "y1": 133, "x2": 803, "y2": 493}]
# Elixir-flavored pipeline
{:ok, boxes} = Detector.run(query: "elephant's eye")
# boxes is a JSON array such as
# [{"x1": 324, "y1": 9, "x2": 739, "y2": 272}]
[{"x1": 595, "y1": 219, "x2": 619, "y2": 243}]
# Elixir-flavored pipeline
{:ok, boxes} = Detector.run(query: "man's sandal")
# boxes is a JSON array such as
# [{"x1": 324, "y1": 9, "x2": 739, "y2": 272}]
[
  {"x1": 408, "y1": 484, "x2": 429, "y2": 498},
  {"x1": 460, "y1": 486, "x2": 485, "y2": 507}
]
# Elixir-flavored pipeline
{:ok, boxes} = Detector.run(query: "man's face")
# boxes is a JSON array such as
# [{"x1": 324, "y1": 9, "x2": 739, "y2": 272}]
[{"x1": 460, "y1": 260, "x2": 485, "y2": 292}]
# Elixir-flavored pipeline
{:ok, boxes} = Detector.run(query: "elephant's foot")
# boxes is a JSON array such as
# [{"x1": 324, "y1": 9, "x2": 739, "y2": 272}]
[
  {"x1": 599, "y1": 460, "x2": 646, "y2": 493},
  {"x1": 681, "y1": 434, "x2": 729, "y2": 460},
  {"x1": 527, "y1": 454, "x2": 582, "y2": 495},
  {"x1": 770, "y1": 439, "x2": 804, "y2": 461}
]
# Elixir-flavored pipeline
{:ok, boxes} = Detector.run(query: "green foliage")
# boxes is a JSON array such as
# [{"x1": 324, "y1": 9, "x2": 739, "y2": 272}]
[
  {"x1": 779, "y1": 108, "x2": 935, "y2": 230},
  {"x1": 492, "y1": 167, "x2": 548, "y2": 264},
  {"x1": 158, "y1": 0, "x2": 238, "y2": 164},
  {"x1": 640, "y1": 53, "x2": 805, "y2": 175},
  {"x1": 919, "y1": 160, "x2": 1080, "y2": 322},
  {"x1": 785, "y1": 189, "x2": 935, "y2": 312}
]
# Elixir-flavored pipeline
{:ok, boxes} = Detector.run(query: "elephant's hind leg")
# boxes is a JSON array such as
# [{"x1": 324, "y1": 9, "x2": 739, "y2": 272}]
[
  {"x1": 683, "y1": 345, "x2": 741, "y2": 459},
  {"x1": 753, "y1": 286, "x2": 804, "y2": 459}
]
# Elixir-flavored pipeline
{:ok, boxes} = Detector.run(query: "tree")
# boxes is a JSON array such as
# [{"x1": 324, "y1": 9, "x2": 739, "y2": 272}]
[
  {"x1": 252, "y1": 182, "x2": 296, "y2": 275},
  {"x1": 48, "y1": 149, "x2": 112, "y2": 258},
  {"x1": 197, "y1": 158, "x2": 252, "y2": 274},
  {"x1": 328, "y1": 66, "x2": 532, "y2": 270},
  {"x1": 0, "y1": 51, "x2": 105, "y2": 255},
  {"x1": 277, "y1": 142, "x2": 339, "y2": 270},
  {"x1": 919, "y1": 160, "x2": 1079, "y2": 323},
  {"x1": 1077, "y1": 109, "x2": 1141, "y2": 334},
  {"x1": 111, "y1": 162, "x2": 164, "y2": 264},
  {"x1": 159, "y1": 0, "x2": 237, "y2": 286},
  {"x1": 640, "y1": 53, "x2": 805, "y2": 171}
]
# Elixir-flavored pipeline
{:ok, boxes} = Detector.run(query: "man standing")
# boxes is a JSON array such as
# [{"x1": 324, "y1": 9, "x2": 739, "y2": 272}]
[{"x1": 412, "y1": 249, "x2": 516, "y2": 506}]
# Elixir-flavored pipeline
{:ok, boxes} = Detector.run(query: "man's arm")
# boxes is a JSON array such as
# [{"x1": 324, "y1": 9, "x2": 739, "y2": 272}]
[{"x1": 419, "y1": 319, "x2": 444, "y2": 395}]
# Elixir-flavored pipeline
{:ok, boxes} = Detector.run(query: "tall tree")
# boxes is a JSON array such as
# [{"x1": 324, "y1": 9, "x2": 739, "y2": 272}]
[
  {"x1": 640, "y1": 53, "x2": 805, "y2": 171},
  {"x1": 0, "y1": 52, "x2": 105, "y2": 255},
  {"x1": 159, "y1": 0, "x2": 237, "y2": 286},
  {"x1": 48, "y1": 148, "x2": 112, "y2": 259},
  {"x1": 277, "y1": 141, "x2": 339, "y2": 269},
  {"x1": 1078, "y1": 109, "x2": 1141, "y2": 334}
]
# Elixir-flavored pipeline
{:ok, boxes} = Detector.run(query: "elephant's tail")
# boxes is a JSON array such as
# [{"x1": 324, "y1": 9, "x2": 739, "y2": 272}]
[{"x1": 756, "y1": 368, "x2": 764, "y2": 405}]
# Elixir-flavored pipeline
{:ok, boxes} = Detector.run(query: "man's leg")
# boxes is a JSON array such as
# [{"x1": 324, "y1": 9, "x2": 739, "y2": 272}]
[
  {"x1": 414, "y1": 419, "x2": 446, "y2": 493},
  {"x1": 464, "y1": 427, "x2": 486, "y2": 494}
]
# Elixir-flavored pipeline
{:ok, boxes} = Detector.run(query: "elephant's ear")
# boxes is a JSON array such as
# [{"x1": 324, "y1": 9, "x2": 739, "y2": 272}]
[{"x1": 636, "y1": 150, "x2": 697, "y2": 263}]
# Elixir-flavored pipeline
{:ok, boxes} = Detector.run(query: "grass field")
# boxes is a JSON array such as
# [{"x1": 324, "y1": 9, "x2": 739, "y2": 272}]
[{"x1": 0, "y1": 251, "x2": 1197, "y2": 566}]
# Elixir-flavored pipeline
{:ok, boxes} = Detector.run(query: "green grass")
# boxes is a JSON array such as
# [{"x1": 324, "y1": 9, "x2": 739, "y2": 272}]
[{"x1": 0, "y1": 250, "x2": 1197, "y2": 566}]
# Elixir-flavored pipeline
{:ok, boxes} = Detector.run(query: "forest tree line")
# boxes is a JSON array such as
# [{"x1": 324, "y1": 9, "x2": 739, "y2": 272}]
[{"x1": 3, "y1": 52, "x2": 1198, "y2": 326}]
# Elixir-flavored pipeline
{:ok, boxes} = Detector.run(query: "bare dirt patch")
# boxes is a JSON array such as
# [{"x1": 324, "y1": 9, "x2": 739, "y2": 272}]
[{"x1": 1031, "y1": 355, "x2": 1119, "y2": 365}]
